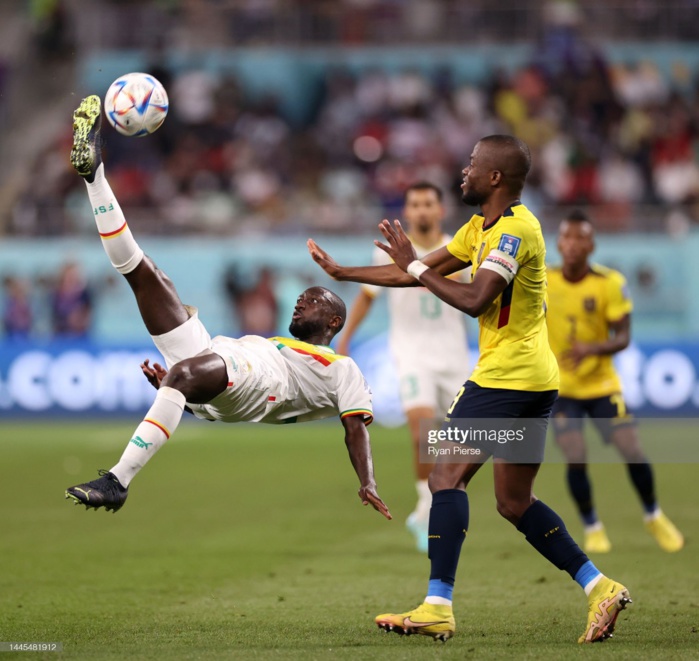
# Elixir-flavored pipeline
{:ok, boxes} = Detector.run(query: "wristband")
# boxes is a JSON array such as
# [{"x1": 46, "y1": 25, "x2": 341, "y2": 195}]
[{"x1": 407, "y1": 260, "x2": 429, "y2": 280}]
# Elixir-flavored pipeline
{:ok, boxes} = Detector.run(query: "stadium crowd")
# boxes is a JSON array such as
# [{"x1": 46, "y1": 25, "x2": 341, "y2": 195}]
[{"x1": 8, "y1": 29, "x2": 699, "y2": 237}]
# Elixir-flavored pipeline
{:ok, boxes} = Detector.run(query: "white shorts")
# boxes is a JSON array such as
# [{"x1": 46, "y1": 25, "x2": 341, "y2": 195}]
[
  {"x1": 396, "y1": 363, "x2": 467, "y2": 414},
  {"x1": 151, "y1": 306, "x2": 212, "y2": 369}
]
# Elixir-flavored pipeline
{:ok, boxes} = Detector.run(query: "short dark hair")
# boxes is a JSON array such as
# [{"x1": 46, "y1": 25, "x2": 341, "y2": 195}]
[
  {"x1": 564, "y1": 209, "x2": 591, "y2": 223},
  {"x1": 308, "y1": 286, "x2": 347, "y2": 333},
  {"x1": 404, "y1": 181, "x2": 443, "y2": 203},
  {"x1": 478, "y1": 135, "x2": 531, "y2": 194}
]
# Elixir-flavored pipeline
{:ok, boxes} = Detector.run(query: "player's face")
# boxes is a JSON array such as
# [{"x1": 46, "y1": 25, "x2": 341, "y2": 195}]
[
  {"x1": 403, "y1": 189, "x2": 443, "y2": 234},
  {"x1": 289, "y1": 289, "x2": 335, "y2": 340},
  {"x1": 558, "y1": 221, "x2": 595, "y2": 268},
  {"x1": 460, "y1": 143, "x2": 491, "y2": 206}
]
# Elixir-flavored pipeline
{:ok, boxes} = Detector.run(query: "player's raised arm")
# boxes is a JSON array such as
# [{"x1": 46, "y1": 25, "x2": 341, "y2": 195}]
[
  {"x1": 307, "y1": 237, "x2": 467, "y2": 287},
  {"x1": 376, "y1": 219, "x2": 508, "y2": 317},
  {"x1": 341, "y1": 415, "x2": 391, "y2": 520}
]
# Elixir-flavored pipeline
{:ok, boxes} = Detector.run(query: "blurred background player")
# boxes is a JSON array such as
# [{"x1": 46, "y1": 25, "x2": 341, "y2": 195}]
[
  {"x1": 64, "y1": 95, "x2": 390, "y2": 522},
  {"x1": 547, "y1": 210, "x2": 684, "y2": 553},
  {"x1": 336, "y1": 182, "x2": 469, "y2": 551}
]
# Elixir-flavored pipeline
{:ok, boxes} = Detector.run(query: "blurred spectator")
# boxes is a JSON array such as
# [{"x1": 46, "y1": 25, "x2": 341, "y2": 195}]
[
  {"x1": 224, "y1": 266, "x2": 279, "y2": 336},
  {"x1": 2, "y1": 276, "x2": 33, "y2": 338},
  {"x1": 10, "y1": 25, "x2": 699, "y2": 235},
  {"x1": 49, "y1": 263, "x2": 93, "y2": 337}
]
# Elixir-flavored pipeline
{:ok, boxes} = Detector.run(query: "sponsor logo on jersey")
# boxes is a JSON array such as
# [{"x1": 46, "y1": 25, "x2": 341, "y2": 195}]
[
  {"x1": 476, "y1": 241, "x2": 486, "y2": 264},
  {"x1": 498, "y1": 234, "x2": 521, "y2": 258}
]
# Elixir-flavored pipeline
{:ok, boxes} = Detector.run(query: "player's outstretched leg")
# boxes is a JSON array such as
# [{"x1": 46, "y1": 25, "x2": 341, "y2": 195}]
[
  {"x1": 65, "y1": 353, "x2": 227, "y2": 512},
  {"x1": 70, "y1": 95, "x2": 189, "y2": 337},
  {"x1": 498, "y1": 463, "x2": 632, "y2": 643},
  {"x1": 65, "y1": 469, "x2": 128, "y2": 512},
  {"x1": 375, "y1": 462, "x2": 480, "y2": 642}
]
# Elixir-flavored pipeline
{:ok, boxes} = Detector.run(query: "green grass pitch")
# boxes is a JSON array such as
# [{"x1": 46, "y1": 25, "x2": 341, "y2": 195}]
[{"x1": 1, "y1": 420, "x2": 698, "y2": 660}]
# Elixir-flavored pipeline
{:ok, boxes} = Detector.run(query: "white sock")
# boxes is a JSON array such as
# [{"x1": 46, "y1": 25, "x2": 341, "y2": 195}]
[
  {"x1": 414, "y1": 479, "x2": 432, "y2": 522},
  {"x1": 584, "y1": 521, "x2": 604, "y2": 534},
  {"x1": 584, "y1": 573, "x2": 604, "y2": 596},
  {"x1": 85, "y1": 163, "x2": 144, "y2": 274},
  {"x1": 644, "y1": 506, "x2": 661, "y2": 523},
  {"x1": 425, "y1": 596, "x2": 452, "y2": 607},
  {"x1": 110, "y1": 387, "x2": 186, "y2": 487}
]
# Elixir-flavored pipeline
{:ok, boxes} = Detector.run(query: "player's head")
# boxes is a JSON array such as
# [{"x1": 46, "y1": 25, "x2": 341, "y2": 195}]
[
  {"x1": 461, "y1": 135, "x2": 531, "y2": 207},
  {"x1": 289, "y1": 287, "x2": 346, "y2": 342},
  {"x1": 558, "y1": 209, "x2": 595, "y2": 268},
  {"x1": 403, "y1": 182, "x2": 444, "y2": 235}
]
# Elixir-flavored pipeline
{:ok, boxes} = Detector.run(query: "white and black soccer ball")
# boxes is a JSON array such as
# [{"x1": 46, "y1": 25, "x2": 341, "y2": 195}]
[{"x1": 104, "y1": 72, "x2": 169, "y2": 137}]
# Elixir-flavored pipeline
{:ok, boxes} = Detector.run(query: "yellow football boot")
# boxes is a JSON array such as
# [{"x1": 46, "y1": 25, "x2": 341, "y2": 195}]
[
  {"x1": 578, "y1": 576, "x2": 632, "y2": 643},
  {"x1": 584, "y1": 524, "x2": 612, "y2": 554},
  {"x1": 375, "y1": 602, "x2": 455, "y2": 642},
  {"x1": 645, "y1": 512, "x2": 684, "y2": 552}
]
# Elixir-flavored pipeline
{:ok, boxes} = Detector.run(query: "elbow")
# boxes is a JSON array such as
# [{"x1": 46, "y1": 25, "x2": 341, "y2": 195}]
[{"x1": 463, "y1": 298, "x2": 489, "y2": 318}]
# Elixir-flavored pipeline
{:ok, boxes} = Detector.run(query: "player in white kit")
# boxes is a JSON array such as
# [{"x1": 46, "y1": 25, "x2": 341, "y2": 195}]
[
  {"x1": 63, "y1": 95, "x2": 390, "y2": 521},
  {"x1": 337, "y1": 183, "x2": 469, "y2": 550}
]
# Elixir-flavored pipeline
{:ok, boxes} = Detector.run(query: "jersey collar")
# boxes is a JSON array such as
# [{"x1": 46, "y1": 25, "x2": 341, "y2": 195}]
[{"x1": 478, "y1": 200, "x2": 521, "y2": 230}]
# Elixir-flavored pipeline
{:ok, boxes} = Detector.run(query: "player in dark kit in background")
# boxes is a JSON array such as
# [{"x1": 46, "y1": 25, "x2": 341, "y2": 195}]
[
  {"x1": 547, "y1": 210, "x2": 683, "y2": 553},
  {"x1": 308, "y1": 135, "x2": 631, "y2": 644},
  {"x1": 64, "y1": 95, "x2": 390, "y2": 525}
]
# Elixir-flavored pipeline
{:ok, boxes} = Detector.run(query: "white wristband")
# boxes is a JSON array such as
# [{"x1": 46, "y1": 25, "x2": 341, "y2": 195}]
[{"x1": 407, "y1": 260, "x2": 429, "y2": 280}]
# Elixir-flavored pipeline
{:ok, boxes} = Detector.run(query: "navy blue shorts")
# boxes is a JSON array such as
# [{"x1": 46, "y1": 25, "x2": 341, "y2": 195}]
[
  {"x1": 552, "y1": 394, "x2": 636, "y2": 444},
  {"x1": 442, "y1": 381, "x2": 558, "y2": 463}
]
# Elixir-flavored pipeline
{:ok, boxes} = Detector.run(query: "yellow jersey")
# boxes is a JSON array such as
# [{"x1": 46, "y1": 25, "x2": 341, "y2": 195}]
[
  {"x1": 546, "y1": 264, "x2": 632, "y2": 399},
  {"x1": 446, "y1": 202, "x2": 559, "y2": 392}
]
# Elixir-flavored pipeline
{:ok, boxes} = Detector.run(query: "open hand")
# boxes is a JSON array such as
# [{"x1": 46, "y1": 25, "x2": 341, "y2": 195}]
[
  {"x1": 141, "y1": 358, "x2": 168, "y2": 390},
  {"x1": 359, "y1": 484, "x2": 392, "y2": 520},
  {"x1": 375, "y1": 219, "x2": 418, "y2": 271},
  {"x1": 307, "y1": 239, "x2": 344, "y2": 280}
]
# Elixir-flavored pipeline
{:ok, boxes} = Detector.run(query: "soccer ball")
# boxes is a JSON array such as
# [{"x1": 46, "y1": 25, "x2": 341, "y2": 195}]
[{"x1": 104, "y1": 73, "x2": 169, "y2": 137}]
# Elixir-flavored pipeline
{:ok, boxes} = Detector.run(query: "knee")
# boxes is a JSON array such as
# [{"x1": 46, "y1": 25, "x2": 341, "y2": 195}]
[
  {"x1": 428, "y1": 468, "x2": 463, "y2": 494},
  {"x1": 495, "y1": 495, "x2": 533, "y2": 526},
  {"x1": 161, "y1": 362, "x2": 195, "y2": 398}
]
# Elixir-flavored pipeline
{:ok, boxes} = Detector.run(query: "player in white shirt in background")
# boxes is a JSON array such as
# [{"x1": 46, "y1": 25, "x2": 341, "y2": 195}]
[{"x1": 337, "y1": 183, "x2": 470, "y2": 551}]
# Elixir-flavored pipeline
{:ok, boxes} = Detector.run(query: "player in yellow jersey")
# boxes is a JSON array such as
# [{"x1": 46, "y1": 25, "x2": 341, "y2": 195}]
[
  {"x1": 308, "y1": 135, "x2": 630, "y2": 644},
  {"x1": 337, "y1": 182, "x2": 470, "y2": 552},
  {"x1": 548, "y1": 211, "x2": 684, "y2": 554}
]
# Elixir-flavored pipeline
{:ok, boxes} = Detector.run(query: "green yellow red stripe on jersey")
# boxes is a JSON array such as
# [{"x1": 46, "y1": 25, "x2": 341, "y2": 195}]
[{"x1": 268, "y1": 336, "x2": 345, "y2": 366}]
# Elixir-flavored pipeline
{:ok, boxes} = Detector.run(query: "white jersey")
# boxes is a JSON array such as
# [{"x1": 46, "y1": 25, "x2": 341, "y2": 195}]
[
  {"x1": 361, "y1": 235, "x2": 469, "y2": 370},
  {"x1": 188, "y1": 335, "x2": 373, "y2": 426}
]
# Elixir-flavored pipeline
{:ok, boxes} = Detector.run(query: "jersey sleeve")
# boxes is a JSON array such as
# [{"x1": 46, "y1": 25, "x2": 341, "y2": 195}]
[
  {"x1": 360, "y1": 246, "x2": 391, "y2": 298},
  {"x1": 478, "y1": 217, "x2": 534, "y2": 284},
  {"x1": 606, "y1": 271, "x2": 633, "y2": 321},
  {"x1": 445, "y1": 222, "x2": 473, "y2": 264},
  {"x1": 336, "y1": 359, "x2": 374, "y2": 425}
]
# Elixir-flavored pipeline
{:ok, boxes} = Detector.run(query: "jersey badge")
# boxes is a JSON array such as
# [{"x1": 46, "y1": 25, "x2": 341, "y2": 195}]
[
  {"x1": 584, "y1": 297, "x2": 596, "y2": 312},
  {"x1": 498, "y1": 234, "x2": 521, "y2": 258}
]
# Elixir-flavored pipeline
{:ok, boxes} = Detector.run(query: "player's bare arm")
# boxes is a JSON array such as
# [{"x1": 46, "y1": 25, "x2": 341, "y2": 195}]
[
  {"x1": 307, "y1": 237, "x2": 467, "y2": 287},
  {"x1": 342, "y1": 415, "x2": 392, "y2": 520},
  {"x1": 376, "y1": 219, "x2": 508, "y2": 317},
  {"x1": 336, "y1": 290, "x2": 374, "y2": 356},
  {"x1": 563, "y1": 314, "x2": 631, "y2": 368}
]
